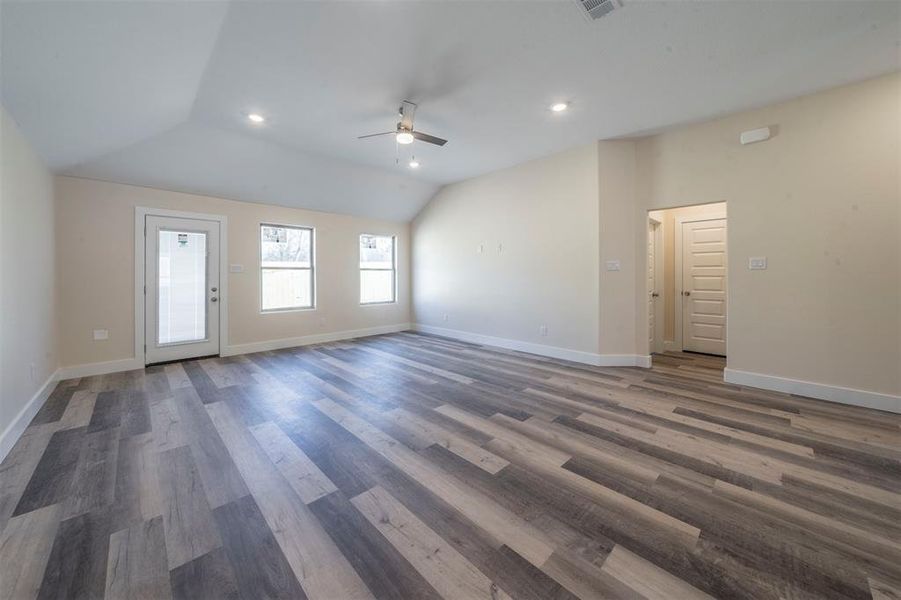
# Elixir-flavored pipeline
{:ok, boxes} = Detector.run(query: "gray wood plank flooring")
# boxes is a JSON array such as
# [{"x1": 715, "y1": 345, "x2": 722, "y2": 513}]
[{"x1": 1, "y1": 333, "x2": 899, "y2": 599}]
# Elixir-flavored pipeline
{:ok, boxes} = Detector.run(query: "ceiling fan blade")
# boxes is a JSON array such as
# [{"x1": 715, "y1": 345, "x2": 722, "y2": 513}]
[
  {"x1": 412, "y1": 131, "x2": 447, "y2": 146},
  {"x1": 357, "y1": 131, "x2": 395, "y2": 139},
  {"x1": 399, "y1": 100, "x2": 417, "y2": 131}
]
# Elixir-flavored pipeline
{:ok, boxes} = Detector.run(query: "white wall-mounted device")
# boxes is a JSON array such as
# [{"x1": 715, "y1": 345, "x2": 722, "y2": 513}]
[
  {"x1": 749, "y1": 257, "x2": 767, "y2": 270},
  {"x1": 740, "y1": 127, "x2": 771, "y2": 145}
]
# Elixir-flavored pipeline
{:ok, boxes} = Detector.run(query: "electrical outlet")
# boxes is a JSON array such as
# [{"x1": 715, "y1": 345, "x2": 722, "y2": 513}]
[
  {"x1": 93, "y1": 329, "x2": 109, "y2": 341},
  {"x1": 477, "y1": 244, "x2": 484, "y2": 254},
  {"x1": 539, "y1": 325, "x2": 548, "y2": 337},
  {"x1": 497, "y1": 243, "x2": 503, "y2": 253},
  {"x1": 443, "y1": 313, "x2": 449, "y2": 322}
]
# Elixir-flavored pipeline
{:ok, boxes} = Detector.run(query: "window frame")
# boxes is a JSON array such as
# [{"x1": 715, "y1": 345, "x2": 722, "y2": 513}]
[
  {"x1": 359, "y1": 233, "x2": 397, "y2": 305},
  {"x1": 259, "y1": 223, "x2": 316, "y2": 313}
]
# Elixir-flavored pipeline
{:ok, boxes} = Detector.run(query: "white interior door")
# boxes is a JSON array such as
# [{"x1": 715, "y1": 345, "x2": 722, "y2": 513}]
[
  {"x1": 648, "y1": 220, "x2": 663, "y2": 354},
  {"x1": 681, "y1": 218, "x2": 727, "y2": 355},
  {"x1": 145, "y1": 215, "x2": 220, "y2": 364}
]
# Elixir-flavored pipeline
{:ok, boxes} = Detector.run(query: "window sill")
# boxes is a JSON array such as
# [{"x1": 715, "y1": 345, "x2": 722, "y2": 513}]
[{"x1": 260, "y1": 306, "x2": 317, "y2": 314}]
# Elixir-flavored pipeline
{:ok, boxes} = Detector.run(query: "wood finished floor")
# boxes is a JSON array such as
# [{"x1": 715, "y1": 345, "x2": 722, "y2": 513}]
[{"x1": 1, "y1": 333, "x2": 900, "y2": 600}]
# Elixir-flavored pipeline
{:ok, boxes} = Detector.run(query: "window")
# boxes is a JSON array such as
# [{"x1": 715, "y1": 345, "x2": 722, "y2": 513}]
[
  {"x1": 360, "y1": 234, "x2": 396, "y2": 304},
  {"x1": 261, "y1": 224, "x2": 314, "y2": 311}
]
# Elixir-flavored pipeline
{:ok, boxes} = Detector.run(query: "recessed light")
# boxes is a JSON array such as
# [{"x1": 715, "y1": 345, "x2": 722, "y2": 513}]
[
  {"x1": 550, "y1": 102, "x2": 568, "y2": 112},
  {"x1": 409, "y1": 159, "x2": 420, "y2": 169},
  {"x1": 247, "y1": 113, "x2": 265, "y2": 123}
]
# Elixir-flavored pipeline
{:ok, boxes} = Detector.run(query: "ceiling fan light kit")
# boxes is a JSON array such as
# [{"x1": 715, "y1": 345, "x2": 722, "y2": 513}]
[{"x1": 358, "y1": 100, "x2": 448, "y2": 165}]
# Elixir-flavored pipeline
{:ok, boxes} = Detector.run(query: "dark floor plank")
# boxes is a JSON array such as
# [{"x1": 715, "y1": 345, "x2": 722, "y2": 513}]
[
  {"x1": 13, "y1": 427, "x2": 86, "y2": 517},
  {"x1": 36, "y1": 510, "x2": 112, "y2": 600},
  {"x1": 212, "y1": 495, "x2": 307, "y2": 600},
  {"x1": 119, "y1": 390, "x2": 152, "y2": 438},
  {"x1": 29, "y1": 385, "x2": 76, "y2": 426},
  {"x1": 308, "y1": 489, "x2": 441, "y2": 600},
  {"x1": 88, "y1": 390, "x2": 124, "y2": 433},
  {"x1": 169, "y1": 547, "x2": 240, "y2": 600},
  {"x1": 170, "y1": 387, "x2": 249, "y2": 508},
  {"x1": 62, "y1": 426, "x2": 120, "y2": 519},
  {"x1": 0, "y1": 423, "x2": 59, "y2": 530}
]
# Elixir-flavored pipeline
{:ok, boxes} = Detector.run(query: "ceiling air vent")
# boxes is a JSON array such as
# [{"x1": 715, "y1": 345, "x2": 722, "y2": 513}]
[{"x1": 576, "y1": 0, "x2": 623, "y2": 21}]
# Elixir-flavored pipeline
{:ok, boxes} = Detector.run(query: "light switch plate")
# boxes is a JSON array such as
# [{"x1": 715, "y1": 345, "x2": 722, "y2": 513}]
[
  {"x1": 749, "y1": 257, "x2": 767, "y2": 270},
  {"x1": 605, "y1": 260, "x2": 621, "y2": 271},
  {"x1": 93, "y1": 329, "x2": 109, "y2": 341},
  {"x1": 229, "y1": 264, "x2": 244, "y2": 273}
]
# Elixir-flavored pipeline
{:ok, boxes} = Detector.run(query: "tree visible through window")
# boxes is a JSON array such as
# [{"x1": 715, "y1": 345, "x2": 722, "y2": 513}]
[
  {"x1": 261, "y1": 224, "x2": 314, "y2": 310},
  {"x1": 360, "y1": 234, "x2": 396, "y2": 304}
]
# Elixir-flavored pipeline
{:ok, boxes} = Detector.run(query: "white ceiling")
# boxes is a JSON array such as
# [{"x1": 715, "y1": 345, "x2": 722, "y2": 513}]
[{"x1": 2, "y1": 1, "x2": 898, "y2": 221}]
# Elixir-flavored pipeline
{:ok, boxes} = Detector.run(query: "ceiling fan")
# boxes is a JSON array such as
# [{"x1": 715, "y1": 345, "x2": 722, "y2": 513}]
[{"x1": 358, "y1": 101, "x2": 447, "y2": 147}]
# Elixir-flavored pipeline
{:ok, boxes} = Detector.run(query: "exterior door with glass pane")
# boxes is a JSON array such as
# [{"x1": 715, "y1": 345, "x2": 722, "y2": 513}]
[{"x1": 145, "y1": 216, "x2": 220, "y2": 364}]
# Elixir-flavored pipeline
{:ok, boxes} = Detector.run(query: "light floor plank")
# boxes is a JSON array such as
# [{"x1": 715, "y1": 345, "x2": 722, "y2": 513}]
[{"x1": 352, "y1": 485, "x2": 512, "y2": 600}]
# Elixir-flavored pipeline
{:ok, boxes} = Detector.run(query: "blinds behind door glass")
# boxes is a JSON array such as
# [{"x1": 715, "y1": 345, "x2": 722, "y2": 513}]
[{"x1": 158, "y1": 230, "x2": 207, "y2": 344}]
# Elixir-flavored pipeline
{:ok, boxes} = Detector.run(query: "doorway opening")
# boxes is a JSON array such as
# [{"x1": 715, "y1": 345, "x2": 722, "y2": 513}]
[{"x1": 647, "y1": 202, "x2": 727, "y2": 359}]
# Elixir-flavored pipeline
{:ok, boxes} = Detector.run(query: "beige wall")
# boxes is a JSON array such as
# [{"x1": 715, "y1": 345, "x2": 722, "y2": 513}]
[
  {"x1": 598, "y1": 142, "x2": 640, "y2": 356},
  {"x1": 55, "y1": 176, "x2": 411, "y2": 367},
  {"x1": 412, "y1": 144, "x2": 601, "y2": 357},
  {"x1": 633, "y1": 73, "x2": 899, "y2": 396},
  {"x1": 650, "y1": 202, "x2": 727, "y2": 342},
  {"x1": 1, "y1": 106, "x2": 57, "y2": 437},
  {"x1": 413, "y1": 73, "x2": 898, "y2": 402}
]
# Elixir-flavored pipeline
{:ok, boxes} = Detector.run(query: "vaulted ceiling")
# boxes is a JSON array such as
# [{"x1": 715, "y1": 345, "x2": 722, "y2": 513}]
[{"x1": 2, "y1": 1, "x2": 898, "y2": 221}]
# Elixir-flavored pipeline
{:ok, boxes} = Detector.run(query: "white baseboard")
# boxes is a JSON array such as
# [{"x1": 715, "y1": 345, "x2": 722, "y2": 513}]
[
  {"x1": 52, "y1": 324, "x2": 413, "y2": 382},
  {"x1": 223, "y1": 323, "x2": 412, "y2": 356},
  {"x1": 414, "y1": 324, "x2": 649, "y2": 368},
  {"x1": 57, "y1": 358, "x2": 143, "y2": 381},
  {"x1": 0, "y1": 370, "x2": 61, "y2": 462},
  {"x1": 724, "y1": 368, "x2": 901, "y2": 414},
  {"x1": 632, "y1": 354, "x2": 653, "y2": 368}
]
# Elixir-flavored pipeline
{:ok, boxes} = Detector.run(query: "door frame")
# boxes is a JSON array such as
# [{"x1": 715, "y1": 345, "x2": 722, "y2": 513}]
[
  {"x1": 648, "y1": 217, "x2": 665, "y2": 354},
  {"x1": 134, "y1": 207, "x2": 229, "y2": 365},
  {"x1": 674, "y1": 211, "x2": 727, "y2": 352}
]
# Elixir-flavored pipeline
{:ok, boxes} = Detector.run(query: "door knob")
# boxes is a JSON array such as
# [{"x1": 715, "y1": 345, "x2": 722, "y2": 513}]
[
  {"x1": 211, "y1": 297, "x2": 218, "y2": 302},
  {"x1": 683, "y1": 291, "x2": 691, "y2": 296},
  {"x1": 651, "y1": 292, "x2": 659, "y2": 297},
  {"x1": 211, "y1": 287, "x2": 218, "y2": 292}
]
